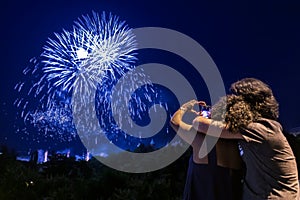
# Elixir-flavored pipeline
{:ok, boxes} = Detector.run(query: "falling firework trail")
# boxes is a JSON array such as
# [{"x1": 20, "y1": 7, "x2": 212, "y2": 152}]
[{"x1": 15, "y1": 11, "x2": 173, "y2": 150}]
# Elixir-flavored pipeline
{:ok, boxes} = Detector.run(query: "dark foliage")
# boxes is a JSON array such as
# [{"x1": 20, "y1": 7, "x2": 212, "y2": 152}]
[
  {"x1": 284, "y1": 132, "x2": 300, "y2": 179},
  {"x1": 0, "y1": 145, "x2": 191, "y2": 200},
  {"x1": 2, "y1": 131, "x2": 298, "y2": 200}
]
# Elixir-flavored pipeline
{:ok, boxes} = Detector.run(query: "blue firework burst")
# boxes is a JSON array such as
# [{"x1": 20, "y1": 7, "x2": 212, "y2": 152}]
[
  {"x1": 42, "y1": 11, "x2": 137, "y2": 94},
  {"x1": 15, "y1": 11, "x2": 174, "y2": 152},
  {"x1": 15, "y1": 11, "x2": 142, "y2": 143}
]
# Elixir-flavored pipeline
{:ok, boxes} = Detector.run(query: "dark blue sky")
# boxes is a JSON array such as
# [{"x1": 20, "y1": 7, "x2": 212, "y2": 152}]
[{"x1": 1, "y1": 0, "x2": 300, "y2": 152}]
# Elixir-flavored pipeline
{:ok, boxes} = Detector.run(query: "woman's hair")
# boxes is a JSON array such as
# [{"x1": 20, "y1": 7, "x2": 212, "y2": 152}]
[{"x1": 211, "y1": 78, "x2": 279, "y2": 132}]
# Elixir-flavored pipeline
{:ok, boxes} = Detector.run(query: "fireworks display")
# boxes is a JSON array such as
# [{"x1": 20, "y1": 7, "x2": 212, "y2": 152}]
[
  {"x1": 41, "y1": 12, "x2": 137, "y2": 95},
  {"x1": 14, "y1": 11, "x2": 175, "y2": 151}
]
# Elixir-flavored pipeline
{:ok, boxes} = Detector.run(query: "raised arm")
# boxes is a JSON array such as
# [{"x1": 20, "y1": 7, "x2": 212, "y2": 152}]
[
  {"x1": 170, "y1": 99, "x2": 206, "y2": 130},
  {"x1": 170, "y1": 100, "x2": 203, "y2": 144},
  {"x1": 192, "y1": 116, "x2": 244, "y2": 139},
  {"x1": 170, "y1": 107, "x2": 193, "y2": 132}
]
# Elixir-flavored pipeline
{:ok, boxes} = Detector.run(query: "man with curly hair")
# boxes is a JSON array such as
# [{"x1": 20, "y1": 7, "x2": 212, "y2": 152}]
[{"x1": 171, "y1": 78, "x2": 299, "y2": 199}]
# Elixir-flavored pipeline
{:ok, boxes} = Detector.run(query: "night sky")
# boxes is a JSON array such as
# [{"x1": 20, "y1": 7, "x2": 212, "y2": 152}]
[{"x1": 1, "y1": 0, "x2": 300, "y2": 153}]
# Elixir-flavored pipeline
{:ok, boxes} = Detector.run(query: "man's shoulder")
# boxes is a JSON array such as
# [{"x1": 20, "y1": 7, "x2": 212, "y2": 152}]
[{"x1": 248, "y1": 118, "x2": 282, "y2": 132}]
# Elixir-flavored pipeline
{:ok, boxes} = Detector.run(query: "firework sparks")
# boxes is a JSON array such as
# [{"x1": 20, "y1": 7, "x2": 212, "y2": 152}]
[
  {"x1": 14, "y1": 12, "x2": 174, "y2": 152},
  {"x1": 14, "y1": 12, "x2": 142, "y2": 143},
  {"x1": 41, "y1": 11, "x2": 137, "y2": 95}
]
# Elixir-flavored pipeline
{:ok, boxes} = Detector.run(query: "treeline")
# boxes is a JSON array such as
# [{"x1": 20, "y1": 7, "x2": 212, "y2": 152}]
[
  {"x1": 0, "y1": 145, "x2": 191, "y2": 200},
  {"x1": 1, "y1": 131, "x2": 299, "y2": 200},
  {"x1": 285, "y1": 131, "x2": 300, "y2": 176}
]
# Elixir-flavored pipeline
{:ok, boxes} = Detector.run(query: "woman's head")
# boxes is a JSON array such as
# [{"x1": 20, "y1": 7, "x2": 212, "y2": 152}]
[
  {"x1": 211, "y1": 78, "x2": 280, "y2": 132},
  {"x1": 212, "y1": 95, "x2": 258, "y2": 132}
]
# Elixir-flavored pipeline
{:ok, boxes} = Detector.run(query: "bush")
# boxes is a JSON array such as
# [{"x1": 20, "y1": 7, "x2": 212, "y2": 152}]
[{"x1": 0, "y1": 145, "x2": 190, "y2": 199}]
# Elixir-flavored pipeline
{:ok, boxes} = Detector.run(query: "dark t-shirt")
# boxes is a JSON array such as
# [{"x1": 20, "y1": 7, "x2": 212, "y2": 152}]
[{"x1": 239, "y1": 118, "x2": 299, "y2": 199}]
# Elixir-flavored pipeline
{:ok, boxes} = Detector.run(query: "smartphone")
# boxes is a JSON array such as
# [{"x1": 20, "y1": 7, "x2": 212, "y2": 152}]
[{"x1": 200, "y1": 106, "x2": 211, "y2": 118}]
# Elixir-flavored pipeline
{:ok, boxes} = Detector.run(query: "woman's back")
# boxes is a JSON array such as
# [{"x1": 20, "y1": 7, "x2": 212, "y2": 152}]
[{"x1": 183, "y1": 133, "x2": 243, "y2": 200}]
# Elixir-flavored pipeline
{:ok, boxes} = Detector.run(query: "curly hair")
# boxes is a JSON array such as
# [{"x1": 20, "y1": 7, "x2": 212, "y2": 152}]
[
  {"x1": 211, "y1": 95, "x2": 258, "y2": 132},
  {"x1": 211, "y1": 78, "x2": 279, "y2": 132}
]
